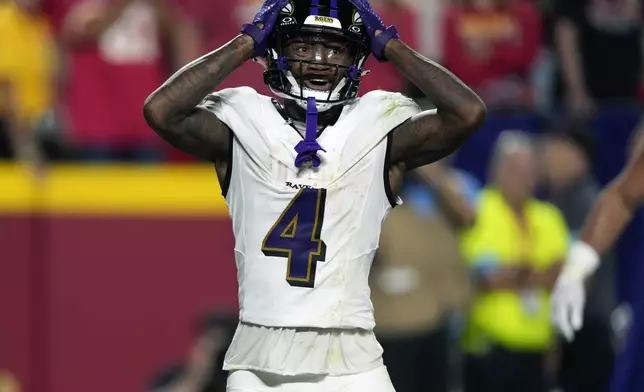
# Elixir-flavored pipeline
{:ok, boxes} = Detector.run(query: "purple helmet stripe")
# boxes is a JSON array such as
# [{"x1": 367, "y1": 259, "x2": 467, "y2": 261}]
[{"x1": 330, "y1": 0, "x2": 338, "y2": 18}]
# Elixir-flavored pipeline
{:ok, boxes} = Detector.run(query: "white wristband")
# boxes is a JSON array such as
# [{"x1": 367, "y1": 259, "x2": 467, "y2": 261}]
[{"x1": 562, "y1": 240, "x2": 601, "y2": 280}]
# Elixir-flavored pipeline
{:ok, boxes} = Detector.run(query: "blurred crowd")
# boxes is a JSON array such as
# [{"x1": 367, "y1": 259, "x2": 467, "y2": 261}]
[
  {"x1": 1, "y1": 0, "x2": 642, "y2": 163},
  {"x1": 377, "y1": 125, "x2": 621, "y2": 392},
  {"x1": 1, "y1": 0, "x2": 642, "y2": 391}
]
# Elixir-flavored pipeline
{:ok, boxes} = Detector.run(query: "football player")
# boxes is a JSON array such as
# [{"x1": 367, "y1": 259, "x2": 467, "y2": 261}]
[
  {"x1": 551, "y1": 119, "x2": 644, "y2": 392},
  {"x1": 551, "y1": 119, "x2": 644, "y2": 342},
  {"x1": 143, "y1": 0, "x2": 486, "y2": 390}
]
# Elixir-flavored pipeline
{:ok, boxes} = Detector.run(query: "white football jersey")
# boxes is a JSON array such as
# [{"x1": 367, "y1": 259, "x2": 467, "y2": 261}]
[{"x1": 203, "y1": 87, "x2": 421, "y2": 330}]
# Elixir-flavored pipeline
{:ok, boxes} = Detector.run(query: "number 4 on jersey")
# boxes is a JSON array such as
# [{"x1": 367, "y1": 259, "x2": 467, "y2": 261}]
[{"x1": 261, "y1": 188, "x2": 327, "y2": 288}]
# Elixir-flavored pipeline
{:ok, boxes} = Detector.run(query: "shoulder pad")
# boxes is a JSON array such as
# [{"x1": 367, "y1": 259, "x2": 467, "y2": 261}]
[
  {"x1": 203, "y1": 86, "x2": 260, "y2": 108},
  {"x1": 358, "y1": 90, "x2": 421, "y2": 122}
]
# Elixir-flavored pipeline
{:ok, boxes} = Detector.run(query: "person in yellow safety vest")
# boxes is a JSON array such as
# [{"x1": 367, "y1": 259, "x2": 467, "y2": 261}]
[{"x1": 460, "y1": 131, "x2": 569, "y2": 392}]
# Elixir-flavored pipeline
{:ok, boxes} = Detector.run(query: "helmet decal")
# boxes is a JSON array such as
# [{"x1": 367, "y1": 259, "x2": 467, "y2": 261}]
[
  {"x1": 281, "y1": 1, "x2": 294, "y2": 15},
  {"x1": 352, "y1": 9, "x2": 362, "y2": 24}
]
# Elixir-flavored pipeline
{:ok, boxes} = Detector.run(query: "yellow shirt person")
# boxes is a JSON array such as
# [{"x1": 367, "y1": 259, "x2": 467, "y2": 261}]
[
  {"x1": 0, "y1": 1, "x2": 56, "y2": 127},
  {"x1": 461, "y1": 187, "x2": 569, "y2": 353}
]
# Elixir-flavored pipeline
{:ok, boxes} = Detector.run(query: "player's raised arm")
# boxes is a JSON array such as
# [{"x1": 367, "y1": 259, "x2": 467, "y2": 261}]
[
  {"x1": 552, "y1": 118, "x2": 644, "y2": 340},
  {"x1": 578, "y1": 131, "x2": 644, "y2": 255},
  {"x1": 143, "y1": 35, "x2": 251, "y2": 160},
  {"x1": 385, "y1": 39, "x2": 486, "y2": 169},
  {"x1": 143, "y1": 0, "x2": 290, "y2": 161},
  {"x1": 345, "y1": 0, "x2": 486, "y2": 170}
]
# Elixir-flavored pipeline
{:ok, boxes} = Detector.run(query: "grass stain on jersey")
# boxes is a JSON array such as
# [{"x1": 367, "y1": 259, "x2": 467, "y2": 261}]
[
  {"x1": 382, "y1": 94, "x2": 413, "y2": 117},
  {"x1": 383, "y1": 101, "x2": 403, "y2": 117}
]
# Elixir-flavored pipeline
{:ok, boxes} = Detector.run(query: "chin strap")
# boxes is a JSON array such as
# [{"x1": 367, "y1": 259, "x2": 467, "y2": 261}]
[{"x1": 294, "y1": 97, "x2": 326, "y2": 168}]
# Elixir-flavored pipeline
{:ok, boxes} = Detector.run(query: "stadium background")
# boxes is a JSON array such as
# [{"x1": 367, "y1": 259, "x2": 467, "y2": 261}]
[{"x1": 1, "y1": 0, "x2": 644, "y2": 391}]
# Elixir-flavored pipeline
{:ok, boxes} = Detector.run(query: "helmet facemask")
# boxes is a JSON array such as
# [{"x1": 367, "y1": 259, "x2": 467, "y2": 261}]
[{"x1": 261, "y1": 27, "x2": 370, "y2": 112}]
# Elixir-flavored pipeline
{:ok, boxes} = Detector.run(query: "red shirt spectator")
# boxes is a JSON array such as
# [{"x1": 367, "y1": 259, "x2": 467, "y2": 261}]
[
  {"x1": 184, "y1": 0, "x2": 271, "y2": 95},
  {"x1": 164, "y1": 0, "x2": 269, "y2": 162},
  {"x1": 44, "y1": 0, "x2": 199, "y2": 152},
  {"x1": 442, "y1": 0, "x2": 542, "y2": 108}
]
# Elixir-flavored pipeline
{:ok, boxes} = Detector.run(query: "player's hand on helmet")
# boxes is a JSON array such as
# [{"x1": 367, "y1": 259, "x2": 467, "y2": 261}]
[
  {"x1": 346, "y1": 0, "x2": 399, "y2": 61},
  {"x1": 241, "y1": 0, "x2": 292, "y2": 58}
]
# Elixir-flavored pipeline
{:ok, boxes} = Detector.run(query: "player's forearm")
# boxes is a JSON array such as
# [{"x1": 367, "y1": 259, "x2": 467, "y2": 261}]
[
  {"x1": 564, "y1": 146, "x2": 644, "y2": 280},
  {"x1": 144, "y1": 35, "x2": 253, "y2": 126},
  {"x1": 580, "y1": 183, "x2": 637, "y2": 256},
  {"x1": 559, "y1": 185, "x2": 633, "y2": 281},
  {"x1": 384, "y1": 39, "x2": 485, "y2": 125}
]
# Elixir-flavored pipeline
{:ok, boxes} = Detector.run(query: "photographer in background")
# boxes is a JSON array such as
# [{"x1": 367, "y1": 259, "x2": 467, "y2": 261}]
[{"x1": 149, "y1": 312, "x2": 237, "y2": 392}]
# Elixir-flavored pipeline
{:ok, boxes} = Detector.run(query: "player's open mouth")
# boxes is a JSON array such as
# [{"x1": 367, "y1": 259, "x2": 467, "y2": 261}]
[{"x1": 303, "y1": 78, "x2": 333, "y2": 91}]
